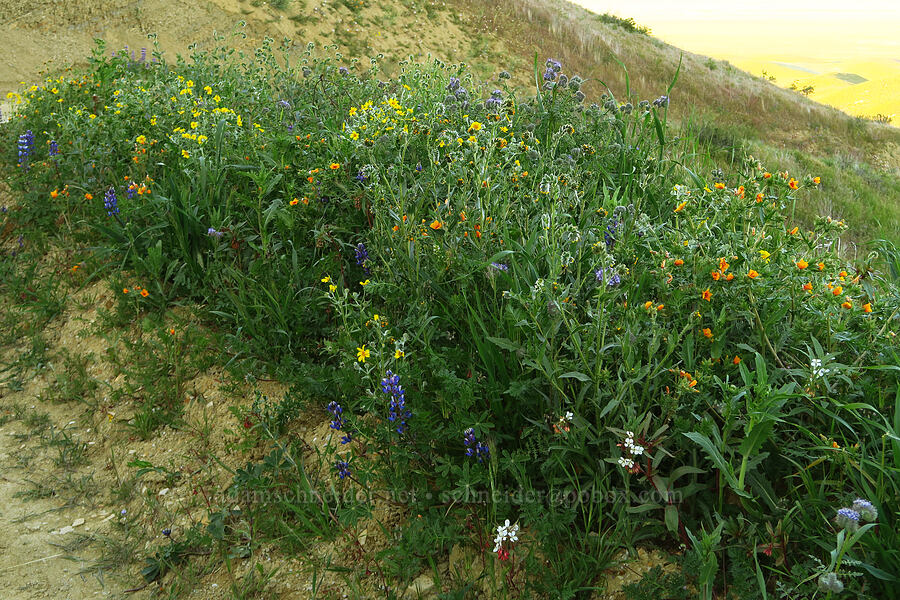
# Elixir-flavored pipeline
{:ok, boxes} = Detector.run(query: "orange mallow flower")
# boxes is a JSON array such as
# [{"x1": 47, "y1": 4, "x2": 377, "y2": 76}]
[
  {"x1": 863, "y1": 303, "x2": 872, "y2": 313},
  {"x1": 50, "y1": 189, "x2": 59, "y2": 199},
  {"x1": 702, "y1": 327, "x2": 713, "y2": 339},
  {"x1": 796, "y1": 259, "x2": 808, "y2": 270},
  {"x1": 701, "y1": 288, "x2": 712, "y2": 302},
  {"x1": 755, "y1": 192, "x2": 765, "y2": 203},
  {"x1": 290, "y1": 198, "x2": 299, "y2": 206},
  {"x1": 430, "y1": 220, "x2": 443, "y2": 230},
  {"x1": 747, "y1": 270, "x2": 759, "y2": 279},
  {"x1": 123, "y1": 288, "x2": 129, "y2": 294},
  {"x1": 644, "y1": 301, "x2": 653, "y2": 310},
  {"x1": 711, "y1": 270, "x2": 721, "y2": 281},
  {"x1": 719, "y1": 258, "x2": 729, "y2": 272},
  {"x1": 733, "y1": 355, "x2": 741, "y2": 365},
  {"x1": 714, "y1": 182, "x2": 726, "y2": 190},
  {"x1": 85, "y1": 193, "x2": 93, "y2": 200},
  {"x1": 817, "y1": 262, "x2": 825, "y2": 271},
  {"x1": 813, "y1": 176, "x2": 821, "y2": 185},
  {"x1": 841, "y1": 301, "x2": 852, "y2": 309},
  {"x1": 832, "y1": 286, "x2": 843, "y2": 296},
  {"x1": 656, "y1": 304, "x2": 665, "y2": 311},
  {"x1": 725, "y1": 273, "x2": 734, "y2": 281},
  {"x1": 674, "y1": 259, "x2": 684, "y2": 266},
  {"x1": 802, "y1": 282, "x2": 813, "y2": 292},
  {"x1": 330, "y1": 162, "x2": 340, "y2": 170},
  {"x1": 788, "y1": 178, "x2": 799, "y2": 190},
  {"x1": 140, "y1": 289, "x2": 149, "y2": 297},
  {"x1": 763, "y1": 172, "x2": 772, "y2": 179}
]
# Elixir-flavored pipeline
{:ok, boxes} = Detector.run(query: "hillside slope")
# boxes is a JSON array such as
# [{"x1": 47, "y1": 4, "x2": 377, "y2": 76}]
[{"x1": 2, "y1": 0, "x2": 899, "y2": 241}]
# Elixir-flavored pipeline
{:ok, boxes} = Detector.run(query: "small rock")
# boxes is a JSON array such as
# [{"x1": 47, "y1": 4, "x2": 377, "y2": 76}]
[
  {"x1": 158, "y1": 488, "x2": 170, "y2": 496},
  {"x1": 403, "y1": 574, "x2": 436, "y2": 599},
  {"x1": 72, "y1": 518, "x2": 85, "y2": 527},
  {"x1": 58, "y1": 525, "x2": 75, "y2": 535}
]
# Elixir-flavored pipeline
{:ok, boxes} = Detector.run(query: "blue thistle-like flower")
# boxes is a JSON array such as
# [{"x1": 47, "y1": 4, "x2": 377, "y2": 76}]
[
  {"x1": 17, "y1": 130, "x2": 34, "y2": 168},
  {"x1": 334, "y1": 460, "x2": 351, "y2": 479},
  {"x1": 103, "y1": 187, "x2": 119, "y2": 216},
  {"x1": 852, "y1": 498, "x2": 878, "y2": 521},
  {"x1": 835, "y1": 507, "x2": 861, "y2": 531},
  {"x1": 818, "y1": 572, "x2": 844, "y2": 593},
  {"x1": 447, "y1": 77, "x2": 460, "y2": 92},
  {"x1": 652, "y1": 95, "x2": 670, "y2": 108}
]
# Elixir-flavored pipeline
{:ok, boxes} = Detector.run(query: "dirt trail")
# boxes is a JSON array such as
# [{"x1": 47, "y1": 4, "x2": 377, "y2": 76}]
[{"x1": 0, "y1": 410, "x2": 115, "y2": 599}]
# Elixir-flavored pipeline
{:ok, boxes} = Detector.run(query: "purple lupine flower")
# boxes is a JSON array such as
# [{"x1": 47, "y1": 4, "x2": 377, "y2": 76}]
[
  {"x1": 17, "y1": 130, "x2": 34, "y2": 168},
  {"x1": 48, "y1": 140, "x2": 59, "y2": 157},
  {"x1": 334, "y1": 460, "x2": 351, "y2": 479},
  {"x1": 381, "y1": 370, "x2": 411, "y2": 434},
  {"x1": 339, "y1": 66, "x2": 349, "y2": 75},
  {"x1": 490, "y1": 262, "x2": 509, "y2": 272},
  {"x1": 327, "y1": 401, "x2": 352, "y2": 444},
  {"x1": 161, "y1": 528, "x2": 171, "y2": 537},
  {"x1": 126, "y1": 183, "x2": 138, "y2": 199},
  {"x1": 463, "y1": 428, "x2": 490, "y2": 462},
  {"x1": 103, "y1": 187, "x2": 119, "y2": 216},
  {"x1": 355, "y1": 243, "x2": 370, "y2": 275},
  {"x1": 605, "y1": 219, "x2": 618, "y2": 250},
  {"x1": 652, "y1": 95, "x2": 669, "y2": 108},
  {"x1": 207, "y1": 227, "x2": 223, "y2": 238},
  {"x1": 140, "y1": 47, "x2": 147, "y2": 63},
  {"x1": 277, "y1": 99, "x2": 291, "y2": 108}
]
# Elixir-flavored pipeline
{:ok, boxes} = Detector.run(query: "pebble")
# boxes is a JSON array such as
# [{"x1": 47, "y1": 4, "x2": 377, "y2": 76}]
[
  {"x1": 158, "y1": 488, "x2": 169, "y2": 496},
  {"x1": 72, "y1": 518, "x2": 85, "y2": 527}
]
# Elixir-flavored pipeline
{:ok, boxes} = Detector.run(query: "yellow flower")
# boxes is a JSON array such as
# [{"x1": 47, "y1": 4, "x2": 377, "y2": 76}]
[
  {"x1": 330, "y1": 162, "x2": 340, "y2": 170},
  {"x1": 329, "y1": 284, "x2": 337, "y2": 293},
  {"x1": 468, "y1": 121, "x2": 483, "y2": 132},
  {"x1": 360, "y1": 279, "x2": 370, "y2": 286},
  {"x1": 394, "y1": 349, "x2": 405, "y2": 359},
  {"x1": 290, "y1": 198, "x2": 299, "y2": 206},
  {"x1": 356, "y1": 345, "x2": 370, "y2": 363},
  {"x1": 758, "y1": 250, "x2": 771, "y2": 262},
  {"x1": 181, "y1": 149, "x2": 190, "y2": 159},
  {"x1": 135, "y1": 135, "x2": 147, "y2": 144},
  {"x1": 321, "y1": 276, "x2": 331, "y2": 283},
  {"x1": 796, "y1": 259, "x2": 808, "y2": 270},
  {"x1": 747, "y1": 270, "x2": 759, "y2": 279}
]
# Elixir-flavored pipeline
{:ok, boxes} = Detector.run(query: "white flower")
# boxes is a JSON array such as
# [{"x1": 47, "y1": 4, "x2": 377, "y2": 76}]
[
  {"x1": 493, "y1": 519, "x2": 519, "y2": 552},
  {"x1": 565, "y1": 411, "x2": 573, "y2": 421},
  {"x1": 618, "y1": 456, "x2": 635, "y2": 469},
  {"x1": 625, "y1": 430, "x2": 634, "y2": 438},
  {"x1": 631, "y1": 444, "x2": 644, "y2": 456},
  {"x1": 624, "y1": 437, "x2": 634, "y2": 448}
]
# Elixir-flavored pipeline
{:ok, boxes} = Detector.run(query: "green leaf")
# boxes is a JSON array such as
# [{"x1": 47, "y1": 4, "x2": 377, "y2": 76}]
[
  {"x1": 559, "y1": 371, "x2": 591, "y2": 382},
  {"x1": 486, "y1": 336, "x2": 520, "y2": 352}
]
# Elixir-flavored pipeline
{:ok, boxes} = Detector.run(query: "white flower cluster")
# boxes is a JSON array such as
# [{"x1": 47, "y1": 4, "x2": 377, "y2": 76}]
[
  {"x1": 617, "y1": 431, "x2": 645, "y2": 470},
  {"x1": 493, "y1": 519, "x2": 519, "y2": 552},
  {"x1": 810, "y1": 358, "x2": 829, "y2": 378}
]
